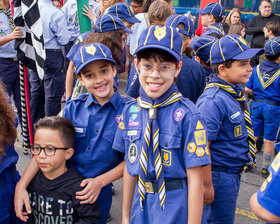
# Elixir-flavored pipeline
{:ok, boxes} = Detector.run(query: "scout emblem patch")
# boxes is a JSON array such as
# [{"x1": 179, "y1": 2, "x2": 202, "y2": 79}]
[
  {"x1": 162, "y1": 149, "x2": 171, "y2": 166},
  {"x1": 115, "y1": 114, "x2": 121, "y2": 124},
  {"x1": 196, "y1": 147, "x2": 205, "y2": 157},
  {"x1": 85, "y1": 45, "x2": 96, "y2": 56},
  {"x1": 187, "y1": 142, "x2": 196, "y2": 153},
  {"x1": 154, "y1": 26, "x2": 166, "y2": 41},
  {"x1": 234, "y1": 125, "x2": 242, "y2": 137},
  {"x1": 118, "y1": 121, "x2": 125, "y2": 130},
  {"x1": 128, "y1": 113, "x2": 139, "y2": 127},
  {"x1": 194, "y1": 130, "x2": 206, "y2": 146},
  {"x1": 173, "y1": 108, "x2": 185, "y2": 122},
  {"x1": 128, "y1": 143, "x2": 138, "y2": 163}
]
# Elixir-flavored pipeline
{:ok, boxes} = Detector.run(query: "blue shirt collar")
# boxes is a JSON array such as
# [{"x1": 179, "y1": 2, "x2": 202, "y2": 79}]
[
  {"x1": 85, "y1": 88, "x2": 122, "y2": 110},
  {"x1": 212, "y1": 75, "x2": 242, "y2": 92}
]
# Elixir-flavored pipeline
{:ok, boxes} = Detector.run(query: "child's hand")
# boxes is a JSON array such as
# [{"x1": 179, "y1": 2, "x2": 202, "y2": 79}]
[
  {"x1": 14, "y1": 184, "x2": 31, "y2": 222},
  {"x1": 10, "y1": 27, "x2": 24, "y2": 40},
  {"x1": 82, "y1": 4, "x2": 97, "y2": 24},
  {"x1": 76, "y1": 177, "x2": 103, "y2": 204},
  {"x1": 203, "y1": 183, "x2": 215, "y2": 205}
]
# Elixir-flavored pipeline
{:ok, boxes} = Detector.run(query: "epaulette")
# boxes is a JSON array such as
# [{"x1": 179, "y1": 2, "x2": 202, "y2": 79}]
[
  {"x1": 123, "y1": 96, "x2": 136, "y2": 105},
  {"x1": 205, "y1": 85, "x2": 219, "y2": 99},
  {"x1": 69, "y1": 93, "x2": 89, "y2": 102},
  {"x1": 179, "y1": 97, "x2": 197, "y2": 114}
]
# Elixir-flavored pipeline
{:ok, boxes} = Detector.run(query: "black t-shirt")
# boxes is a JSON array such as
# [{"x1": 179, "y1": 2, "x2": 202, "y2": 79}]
[{"x1": 27, "y1": 168, "x2": 100, "y2": 224}]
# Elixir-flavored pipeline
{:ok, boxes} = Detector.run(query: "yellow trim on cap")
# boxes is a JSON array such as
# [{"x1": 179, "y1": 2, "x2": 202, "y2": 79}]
[
  {"x1": 218, "y1": 39, "x2": 225, "y2": 61},
  {"x1": 99, "y1": 15, "x2": 104, "y2": 32},
  {"x1": 187, "y1": 19, "x2": 190, "y2": 33},
  {"x1": 170, "y1": 27, "x2": 173, "y2": 49},
  {"x1": 210, "y1": 3, "x2": 217, "y2": 14},
  {"x1": 195, "y1": 40, "x2": 215, "y2": 53},
  {"x1": 96, "y1": 43, "x2": 107, "y2": 58},
  {"x1": 169, "y1": 15, "x2": 180, "y2": 27},
  {"x1": 115, "y1": 4, "x2": 118, "y2": 17},
  {"x1": 107, "y1": 14, "x2": 117, "y2": 30},
  {"x1": 125, "y1": 3, "x2": 132, "y2": 17},
  {"x1": 228, "y1": 35, "x2": 244, "y2": 52},
  {"x1": 80, "y1": 46, "x2": 84, "y2": 63},
  {"x1": 144, "y1": 26, "x2": 153, "y2": 46}
]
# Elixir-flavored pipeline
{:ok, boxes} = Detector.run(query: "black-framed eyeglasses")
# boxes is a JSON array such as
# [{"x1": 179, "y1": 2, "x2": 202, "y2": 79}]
[{"x1": 31, "y1": 145, "x2": 69, "y2": 157}]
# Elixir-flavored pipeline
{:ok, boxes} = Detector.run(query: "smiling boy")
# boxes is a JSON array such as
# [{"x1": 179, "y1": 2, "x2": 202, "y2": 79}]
[
  {"x1": 113, "y1": 25, "x2": 210, "y2": 223},
  {"x1": 196, "y1": 35, "x2": 264, "y2": 224}
]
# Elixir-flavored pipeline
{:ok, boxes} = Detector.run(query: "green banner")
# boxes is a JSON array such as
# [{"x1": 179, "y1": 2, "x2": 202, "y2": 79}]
[{"x1": 77, "y1": 0, "x2": 92, "y2": 33}]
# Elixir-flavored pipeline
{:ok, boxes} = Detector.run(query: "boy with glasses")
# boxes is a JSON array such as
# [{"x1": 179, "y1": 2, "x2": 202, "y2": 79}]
[{"x1": 26, "y1": 117, "x2": 100, "y2": 223}]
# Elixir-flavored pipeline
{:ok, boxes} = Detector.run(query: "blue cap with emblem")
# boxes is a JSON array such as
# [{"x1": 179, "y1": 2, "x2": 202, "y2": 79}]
[
  {"x1": 165, "y1": 15, "x2": 194, "y2": 37},
  {"x1": 197, "y1": 3, "x2": 224, "y2": 17},
  {"x1": 264, "y1": 37, "x2": 280, "y2": 56},
  {"x1": 108, "y1": 3, "x2": 140, "y2": 24},
  {"x1": 210, "y1": 34, "x2": 264, "y2": 64},
  {"x1": 94, "y1": 14, "x2": 132, "y2": 34},
  {"x1": 190, "y1": 36, "x2": 217, "y2": 65},
  {"x1": 134, "y1": 25, "x2": 183, "y2": 61},
  {"x1": 73, "y1": 42, "x2": 116, "y2": 74}
]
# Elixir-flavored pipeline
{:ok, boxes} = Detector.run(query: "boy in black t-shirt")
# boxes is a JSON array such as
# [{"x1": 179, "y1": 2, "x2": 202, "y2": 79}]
[{"x1": 26, "y1": 116, "x2": 100, "y2": 224}]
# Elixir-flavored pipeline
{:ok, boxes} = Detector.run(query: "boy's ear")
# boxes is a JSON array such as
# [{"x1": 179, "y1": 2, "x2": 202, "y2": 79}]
[
  {"x1": 65, "y1": 148, "x2": 74, "y2": 160},
  {"x1": 134, "y1": 58, "x2": 140, "y2": 74},
  {"x1": 218, "y1": 64, "x2": 227, "y2": 77},
  {"x1": 174, "y1": 61, "x2": 183, "y2": 78},
  {"x1": 209, "y1": 14, "x2": 215, "y2": 23}
]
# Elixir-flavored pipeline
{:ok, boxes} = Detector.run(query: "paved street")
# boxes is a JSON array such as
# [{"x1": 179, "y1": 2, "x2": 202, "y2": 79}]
[{"x1": 14, "y1": 75, "x2": 266, "y2": 224}]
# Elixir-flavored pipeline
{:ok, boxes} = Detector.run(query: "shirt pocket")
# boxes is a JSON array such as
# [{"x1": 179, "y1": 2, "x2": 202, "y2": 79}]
[
  {"x1": 228, "y1": 110, "x2": 245, "y2": 140},
  {"x1": 74, "y1": 126, "x2": 87, "y2": 154},
  {"x1": 100, "y1": 129, "x2": 120, "y2": 163},
  {"x1": 159, "y1": 132, "x2": 183, "y2": 172},
  {"x1": 124, "y1": 129, "x2": 142, "y2": 166}
]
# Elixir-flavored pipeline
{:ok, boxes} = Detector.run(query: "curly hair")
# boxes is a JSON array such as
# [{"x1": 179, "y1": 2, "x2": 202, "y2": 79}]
[
  {"x1": 0, "y1": 81, "x2": 17, "y2": 156},
  {"x1": 84, "y1": 30, "x2": 125, "y2": 71}
]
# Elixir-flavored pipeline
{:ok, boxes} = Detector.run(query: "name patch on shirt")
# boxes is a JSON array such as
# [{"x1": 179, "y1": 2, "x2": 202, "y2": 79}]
[
  {"x1": 231, "y1": 111, "x2": 241, "y2": 120},
  {"x1": 234, "y1": 125, "x2": 242, "y2": 137},
  {"x1": 128, "y1": 130, "x2": 138, "y2": 136},
  {"x1": 128, "y1": 143, "x2": 138, "y2": 163},
  {"x1": 162, "y1": 149, "x2": 171, "y2": 166},
  {"x1": 75, "y1": 127, "x2": 84, "y2": 134}
]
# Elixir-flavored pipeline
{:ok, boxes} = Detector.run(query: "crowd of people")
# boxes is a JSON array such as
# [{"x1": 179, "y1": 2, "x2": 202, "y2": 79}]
[{"x1": 1, "y1": 0, "x2": 280, "y2": 223}]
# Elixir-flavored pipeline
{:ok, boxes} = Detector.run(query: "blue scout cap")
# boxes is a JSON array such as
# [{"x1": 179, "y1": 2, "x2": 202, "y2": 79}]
[
  {"x1": 108, "y1": 3, "x2": 140, "y2": 24},
  {"x1": 94, "y1": 14, "x2": 132, "y2": 34},
  {"x1": 210, "y1": 34, "x2": 264, "y2": 64},
  {"x1": 264, "y1": 37, "x2": 280, "y2": 56},
  {"x1": 134, "y1": 25, "x2": 183, "y2": 61},
  {"x1": 190, "y1": 36, "x2": 218, "y2": 64},
  {"x1": 73, "y1": 42, "x2": 116, "y2": 74},
  {"x1": 165, "y1": 15, "x2": 194, "y2": 37},
  {"x1": 197, "y1": 3, "x2": 224, "y2": 17}
]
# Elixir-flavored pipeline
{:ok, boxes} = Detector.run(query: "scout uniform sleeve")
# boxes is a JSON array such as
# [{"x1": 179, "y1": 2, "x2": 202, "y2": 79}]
[
  {"x1": 183, "y1": 113, "x2": 211, "y2": 168},
  {"x1": 112, "y1": 114, "x2": 125, "y2": 153},
  {"x1": 245, "y1": 68, "x2": 255, "y2": 89},
  {"x1": 257, "y1": 152, "x2": 280, "y2": 217}
]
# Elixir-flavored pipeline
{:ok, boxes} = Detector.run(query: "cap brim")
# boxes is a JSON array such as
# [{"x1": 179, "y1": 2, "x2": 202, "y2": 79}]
[
  {"x1": 135, "y1": 44, "x2": 181, "y2": 61},
  {"x1": 197, "y1": 9, "x2": 208, "y2": 14},
  {"x1": 124, "y1": 16, "x2": 141, "y2": 24},
  {"x1": 76, "y1": 58, "x2": 116, "y2": 74},
  {"x1": 231, "y1": 48, "x2": 264, "y2": 60},
  {"x1": 189, "y1": 37, "x2": 199, "y2": 49}
]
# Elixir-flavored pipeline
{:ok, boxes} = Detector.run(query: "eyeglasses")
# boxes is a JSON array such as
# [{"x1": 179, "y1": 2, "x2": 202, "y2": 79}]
[
  {"x1": 32, "y1": 145, "x2": 69, "y2": 157},
  {"x1": 137, "y1": 62, "x2": 176, "y2": 80},
  {"x1": 130, "y1": 3, "x2": 142, "y2": 9}
]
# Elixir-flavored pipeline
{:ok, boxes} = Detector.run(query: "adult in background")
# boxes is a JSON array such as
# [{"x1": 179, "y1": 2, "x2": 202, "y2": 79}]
[
  {"x1": 224, "y1": 8, "x2": 241, "y2": 34},
  {"x1": 246, "y1": 0, "x2": 280, "y2": 67}
]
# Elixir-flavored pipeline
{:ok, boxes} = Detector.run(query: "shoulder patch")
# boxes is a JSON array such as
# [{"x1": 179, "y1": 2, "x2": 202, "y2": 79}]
[{"x1": 72, "y1": 93, "x2": 88, "y2": 101}]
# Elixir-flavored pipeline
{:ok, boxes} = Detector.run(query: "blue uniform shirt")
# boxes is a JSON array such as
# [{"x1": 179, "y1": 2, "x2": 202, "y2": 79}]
[
  {"x1": 201, "y1": 23, "x2": 225, "y2": 38},
  {"x1": 196, "y1": 76, "x2": 250, "y2": 168},
  {"x1": 0, "y1": 144, "x2": 18, "y2": 174},
  {"x1": 246, "y1": 61, "x2": 280, "y2": 102},
  {"x1": 177, "y1": 55, "x2": 206, "y2": 103},
  {"x1": 257, "y1": 152, "x2": 280, "y2": 218},
  {"x1": 39, "y1": 0, "x2": 70, "y2": 49},
  {"x1": 0, "y1": 9, "x2": 16, "y2": 58},
  {"x1": 113, "y1": 98, "x2": 211, "y2": 180},
  {"x1": 63, "y1": 91, "x2": 125, "y2": 178},
  {"x1": 62, "y1": 0, "x2": 98, "y2": 41}
]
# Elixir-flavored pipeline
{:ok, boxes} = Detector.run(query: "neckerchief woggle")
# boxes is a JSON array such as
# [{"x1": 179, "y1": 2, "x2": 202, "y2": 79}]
[
  {"x1": 137, "y1": 82, "x2": 182, "y2": 210},
  {"x1": 205, "y1": 80, "x2": 256, "y2": 167}
]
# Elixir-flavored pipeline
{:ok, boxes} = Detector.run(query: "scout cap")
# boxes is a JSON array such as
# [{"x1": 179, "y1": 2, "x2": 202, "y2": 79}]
[
  {"x1": 73, "y1": 42, "x2": 116, "y2": 74},
  {"x1": 94, "y1": 14, "x2": 132, "y2": 34},
  {"x1": 264, "y1": 37, "x2": 280, "y2": 56},
  {"x1": 210, "y1": 34, "x2": 264, "y2": 64},
  {"x1": 135, "y1": 25, "x2": 183, "y2": 61},
  {"x1": 165, "y1": 14, "x2": 194, "y2": 37},
  {"x1": 108, "y1": 3, "x2": 140, "y2": 24},
  {"x1": 197, "y1": 3, "x2": 224, "y2": 17},
  {"x1": 190, "y1": 36, "x2": 218, "y2": 65}
]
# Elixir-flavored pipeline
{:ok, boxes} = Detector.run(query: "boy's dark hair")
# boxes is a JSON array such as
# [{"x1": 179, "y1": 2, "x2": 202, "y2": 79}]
[
  {"x1": 265, "y1": 21, "x2": 280, "y2": 36},
  {"x1": 148, "y1": 0, "x2": 172, "y2": 24},
  {"x1": 228, "y1": 23, "x2": 245, "y2": 36},
  {"x1": 211, "y1": 59, "x2": 234, "y2": 74},
  {"x1": 136, "y1": 48, "x2": 178, "y2": 63},
  {"x1": 213, "y1": 15, "x2": 224, "y2": 23},
  {"x1": 206, "y1": 32, "x2": 223, "y2": 39},
  {"x1": 34, "y1": 116, "x2": 76, "y2": 148},
  {"x1": 131, "y1": 0, "x2": 144, "y2": 6},
  {"x1": 265, "y1": 52, "x2": 280, "y2": 61},
  {"x1": 260, "y1": 0, "x2": 271, "y2": 5}
]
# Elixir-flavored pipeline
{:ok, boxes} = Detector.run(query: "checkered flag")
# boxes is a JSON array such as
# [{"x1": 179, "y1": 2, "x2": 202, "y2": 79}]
[{"x1": 14, "y1": 0, "x2": 45, "y2": 79}]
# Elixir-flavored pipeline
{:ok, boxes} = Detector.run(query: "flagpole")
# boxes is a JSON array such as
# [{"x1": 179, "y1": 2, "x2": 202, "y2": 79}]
[{"x1": 19, "y1": 62, "x2": 31, "y2": 153}]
